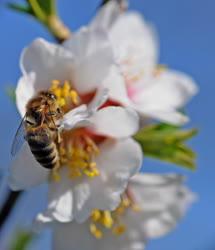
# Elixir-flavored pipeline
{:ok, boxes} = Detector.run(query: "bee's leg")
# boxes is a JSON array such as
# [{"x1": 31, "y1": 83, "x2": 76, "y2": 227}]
[
  {"x1": 57, "y1": 129, "x2": 62, "y2": 144},
  {"x1": 39, "y1": 114, "x2": 45, "y2": 127},
  {"x1": 51, "y1": 127, "x2": 62, "y2": 144},
  {"x1": 56, "y1": 124, "x2": 63, "y2": 144}
]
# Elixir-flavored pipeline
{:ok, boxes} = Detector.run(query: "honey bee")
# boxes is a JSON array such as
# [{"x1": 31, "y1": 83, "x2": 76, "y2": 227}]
[{"x1": 11, "y1": 91, "x2": 63, "y2": 170}]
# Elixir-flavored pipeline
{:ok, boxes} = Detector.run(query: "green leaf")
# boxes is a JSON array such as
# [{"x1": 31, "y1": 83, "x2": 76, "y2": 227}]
[
  {"x1": 7, "y1": 3, "x2": 34, "y2": 15},
  {"x1": 134, "y1": 123, "x2": 198, "y2": 170},
  {"x1": 9, "y1": 231, "x2": 34, "y2": 250},
  {"x1": 7, "y1": 0, "x2": 70, "y2": 42}
]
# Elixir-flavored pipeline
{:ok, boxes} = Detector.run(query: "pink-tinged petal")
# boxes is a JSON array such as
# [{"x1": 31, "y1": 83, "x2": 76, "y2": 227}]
[
  {"x1": 63, "y1": 27, "x2": 115, "y2": 94},
  {"x1": 8, "y1": 143, "x2": 49, "y2": 191},
  {"x1": 90, "y1": 107, "x2": 139, "y2": 138}
]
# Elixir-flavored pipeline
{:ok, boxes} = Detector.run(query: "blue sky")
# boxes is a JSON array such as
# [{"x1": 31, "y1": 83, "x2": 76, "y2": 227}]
[{"x1": 0, "y1": 0, "x2": 214, "y2": 249}]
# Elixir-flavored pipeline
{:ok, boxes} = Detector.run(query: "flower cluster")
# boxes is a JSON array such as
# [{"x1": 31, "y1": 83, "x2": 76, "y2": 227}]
[{"x1": 8, "y1": 0, "x2": 197, "y2": 249}]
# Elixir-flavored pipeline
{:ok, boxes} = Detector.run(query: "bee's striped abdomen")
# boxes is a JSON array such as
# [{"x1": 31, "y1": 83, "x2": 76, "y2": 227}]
[{"x1": 26, "y1": 129, "x2": 59, "y2": 170}]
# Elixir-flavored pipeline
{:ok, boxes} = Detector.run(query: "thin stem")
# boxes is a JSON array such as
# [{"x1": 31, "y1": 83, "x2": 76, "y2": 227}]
[
  {"x1": 28, "y1": 0, "x2": 47, "y2": 23},
  {"x1": 0, "y1": 190, "x2": 22, "y2": 229},
  {"x1": 47, "y1": 15, "x2": 71, "y2": 43},
  {"x1": 50, "y1": 0, "x2": 57, "y2": 15}
]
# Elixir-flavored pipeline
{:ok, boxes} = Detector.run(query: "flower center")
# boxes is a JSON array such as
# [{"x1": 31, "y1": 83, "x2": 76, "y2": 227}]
[
  {"x1": 59, "y1": 130, "x2": 100, "y2": 179},
  {"x1": 89, "y1": 193, "x2": 141, "y2": 239},
  {"x1": 49, "y1": 80, "x2": 100, "y2": 181},
  {"x1": 50, "y1": 80, "x2": 80, "y2": 113}
]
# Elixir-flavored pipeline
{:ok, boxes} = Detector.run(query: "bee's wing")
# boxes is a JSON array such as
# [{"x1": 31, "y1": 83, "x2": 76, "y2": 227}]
[{"x1": 11, "y1": 115, "x2": 27, "y2": 156}]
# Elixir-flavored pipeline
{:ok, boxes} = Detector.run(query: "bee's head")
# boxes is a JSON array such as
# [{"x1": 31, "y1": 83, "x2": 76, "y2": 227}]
[
  {"x1": 45, "y1": 91, "x2": 57, "y2": 100},
  {"x1": 40, "y1": 91, "x2": 62, "y2": 116}
]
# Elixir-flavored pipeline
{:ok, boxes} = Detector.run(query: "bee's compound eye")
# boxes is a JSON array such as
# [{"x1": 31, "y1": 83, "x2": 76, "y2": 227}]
[{"x1": 49, "y1": 93, "x2": 56, "y2": 100}]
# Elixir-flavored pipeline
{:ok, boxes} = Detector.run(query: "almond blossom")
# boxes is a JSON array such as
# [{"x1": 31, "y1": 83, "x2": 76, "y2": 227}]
[
  {"x1": 9, "y1": 27, "x2": 142, "y2": 223},
  {"x1": 90, "y1": 1, "x2": 198, "y2": 125},
  {"x1": 51, "y1": 173, "x2": 195, "y2": 250}
]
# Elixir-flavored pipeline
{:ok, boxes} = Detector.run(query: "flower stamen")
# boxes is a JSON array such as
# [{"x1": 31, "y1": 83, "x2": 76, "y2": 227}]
[
  {"x1": 50, "y1": 80, "x2": 80, "y2": 112},
  {"x1": 89, "y1": 194, "x2": 141, "y2": 239},
  {"x1": 58, "y1": 132, "x2": 100, "y2": 180},
  {"x1": 49, "y1": 80, "x2": 100, "y2": 181}
]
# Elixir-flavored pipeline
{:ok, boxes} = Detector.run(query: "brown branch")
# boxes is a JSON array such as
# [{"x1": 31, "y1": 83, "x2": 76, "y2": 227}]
[{"x1": 0, "y1": 190, "x2": 22, "y2": 229}]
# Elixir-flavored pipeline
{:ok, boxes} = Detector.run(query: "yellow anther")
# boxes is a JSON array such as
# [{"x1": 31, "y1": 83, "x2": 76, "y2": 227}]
[
  {"x1": 89, "y1": 193, "x2": 140, "y2": 238},
  {"x1": 70, "y1": 90, "x2": 79, "y2": 105},
  {"x1": 102, "y1": 211, "x2": 114, "y2": 229},
  {"x1": 92, "y1": 168, "x2": 100, "y2": 176},
  {"x1": 57, "y1": 97, "x2": 66, "y2": 107},
  {"x1": 83, "y1": 169, "x2": 96, "y2": 178},
  {"x1": 51, "y1": 80, "x2": 60, "y2": 86},
  {"x1": 90, "y1": 224, "x2": 103, "y2": 239},
  {"x1": 91, "y1": 210, "x2": 102, "y2": 221},
  {"x1": 112, "y1": 225, "x2": 126, "y2": 236},
  {"x1": 62, "y1": 81, "x2": 71, "y2": 97}
]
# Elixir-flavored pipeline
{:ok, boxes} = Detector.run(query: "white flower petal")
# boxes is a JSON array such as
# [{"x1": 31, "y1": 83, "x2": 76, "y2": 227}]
[
  {"x1": 129, "y1": 173, "x2": 196, "y2": 238},
  {"x1": 8, "y1": 143, "x2": 49, "y2": 191},
  {"x1": 16, "y1": 72, "x2": 36, "y2": 117},
  {"x1": 90, "y1": 106, "x2": 139, "y2": 138},
  {"x1": 51, "y1": 173, "x2": 194, "y2": 250},
  {"x1": 53, "y1": 223, "x2": 96, "y2": 250},
  {"x1": 53, "y1": 221, "x2": 146, "y2": 250},
  {"x1": 102, "y1": 65, "x2": 131, "y2": 105},
  {"x1": 131, "y1": 69, "x2": 198, "y2": 125},
  {"x1": 88, "y1": 87, "x2": 109, "y2": 114},
  {"x1": 73, "y1": 138, "x2": 142, "y2": 223},
  {"x1": 63, "y1": 27, "x2": 115, "y2": 94},
  {"x1": 109, "y1": 12, "x2": 158, "y2": 70},
  {"x1": 136, "y1": 108, "x2": 189, "y2": 125},
  {"x1": 133, "y1": 70, "x2": 198, "y2": 110},
  {"x1": 20, "y1": 38, "x2": 74, "y2": 91},
  {"x1": 60, "y1": 105, "x2": 91, "y2": 130},
  {"x1": 90, "y1": 0, "x2": 127, "y2": 30},
  {"x1": 60, "y1": 88, "x2": 108, "y2": 130},
  {"x1": 37, "y1": 138, "x2": 142, "y2": 223}
]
